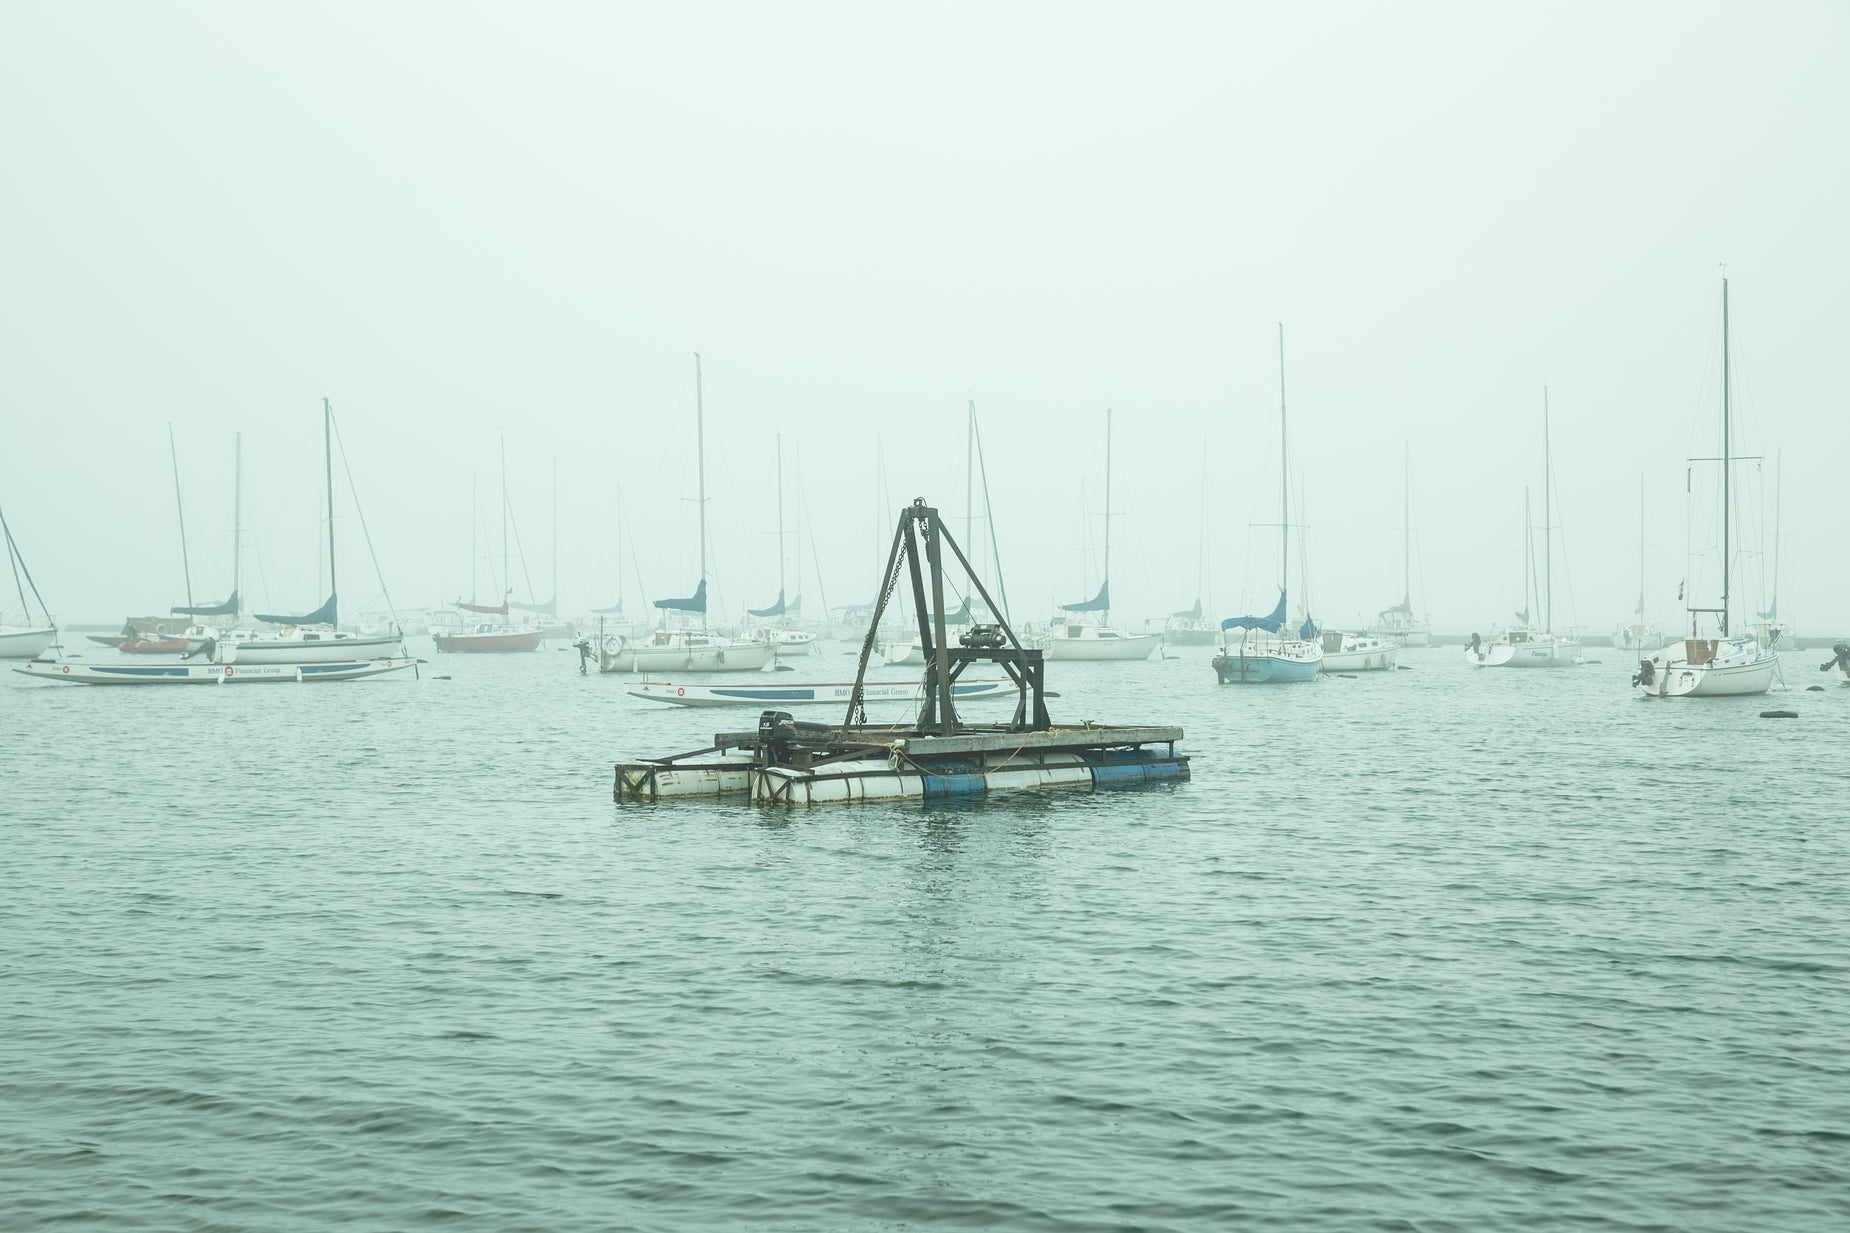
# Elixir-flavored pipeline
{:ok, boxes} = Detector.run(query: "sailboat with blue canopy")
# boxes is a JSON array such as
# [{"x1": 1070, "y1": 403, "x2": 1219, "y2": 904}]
[{"x1": 1213, "y1": 325, "x2": 1323, "y2": 684}]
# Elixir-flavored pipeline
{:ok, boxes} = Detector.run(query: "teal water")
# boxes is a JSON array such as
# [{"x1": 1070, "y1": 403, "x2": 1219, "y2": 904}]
[{"x1": 4, "y1": 643, "x2": 1848, "y2": 1231}]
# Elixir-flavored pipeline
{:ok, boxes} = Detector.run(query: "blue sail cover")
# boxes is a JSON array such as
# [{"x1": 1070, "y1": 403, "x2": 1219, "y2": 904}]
[
  {"x1": 1299, "y1": 617, "x2": 1319, "y2": 640},
  {"x1": 590, "y1": 601, "x2": 624, "y2": 614},
  {"x1": 1221, "y1": 591, "x2": 1287, "y2": 633},
  {"x1": 255, "y1": 593, "x2": 337, "y2": 626},
  {"x1": 1061, "y1": 581, "x2": 1110, "y2": 613},
  {"x1": 1758, "y1": 600, "x2": 1778, "y2": 620},
  {"x1": 172, "y1": 590, "x2": 239, "y2": 617},
  {"x1": 1172, "y1": 598, "x2": 1203, "y2": 620},
  {"x1": 748, "y1": 590, "x2": 785, "y2": 619},
  {"x1": 654, "y1": 579, "x2": 707, "y2": 613}
]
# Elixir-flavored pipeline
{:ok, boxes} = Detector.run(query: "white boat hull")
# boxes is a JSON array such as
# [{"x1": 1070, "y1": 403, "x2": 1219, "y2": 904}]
[
  {"x1": 228, "y1": 632, "x2": 405, "y2": 663},
  {"x1": 1318, "y1": 636, "x2": 1399, "y2": 672},
  {"x1": 1465, "y1": 636, "x2": 1580, "y2": 668},
  {"x1": 761, "y1": 630, "x2": 816, "y2": 656},
  {"x1": 1636, "y1": 638, "x2": 1777, "y2": 698},
  {"x1": 598, "y1": 639, "x2": 776, "y2": 674},
  {"x1": 1212, "y1": 639, "x2": 1323, "y2": 683},
  {"x1": 0, "y1": 626, "x2": 57, "y2": 660},
  {"x1": 14, "y1": 657, "x2": 424, "y2": 685},
  {"x1": 1035, "y1": 629, "x2": 1161, "y2": 661}
]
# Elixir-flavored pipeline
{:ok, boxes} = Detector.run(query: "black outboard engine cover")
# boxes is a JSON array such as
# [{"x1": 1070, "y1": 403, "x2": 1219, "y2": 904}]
[
  {"x1": 758, "y1": 709, "x2": 834, "y2": 750},
  {"x1": 1633, "y1": 658, "x2": 1655, "y2": 687},
  {"x1": 961, "y1": 623, "x2": 1004, "y2": 649}
]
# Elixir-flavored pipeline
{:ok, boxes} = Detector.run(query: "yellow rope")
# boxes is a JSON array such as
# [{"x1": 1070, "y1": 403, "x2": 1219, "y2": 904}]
[{"x1": 888, "y1": 727, "x2": 1078, "y2": 781}]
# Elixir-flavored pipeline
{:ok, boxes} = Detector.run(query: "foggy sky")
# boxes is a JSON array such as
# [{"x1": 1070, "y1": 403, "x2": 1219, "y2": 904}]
[{"x1": 3, "y1": 3, "x2": 1845, "y2": 635}]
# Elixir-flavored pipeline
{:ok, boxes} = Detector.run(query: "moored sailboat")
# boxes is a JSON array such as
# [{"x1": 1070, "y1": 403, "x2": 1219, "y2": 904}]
[
  {"x1": 1375, "y1": 443, "x2": 1430, "y2": 647},
  {"x1": 0, "y1": 498, "x2": 56, "y2": 660},
  {"x1": 1614, "y1": 475, "x2": 1663, "y2": 653},
  {"x1": 1466, "y1": 395, "x2": 1581, "y2": 668},
  {"x1": 597, "y1": 355, "x2": 774, "y2": 675},
  {"x1": 1213, "y1": 325, "x2": 1322, "y2": 684},
  {"x1": 1030, "y1": 409, "x2": 1160, "y2": 662},
  {"x1": 222, "y1": 401, "x2": 404, "y2": 663},
  {"x1": 1634, "y1": 278, "x2": 1778, "y2": 698}
]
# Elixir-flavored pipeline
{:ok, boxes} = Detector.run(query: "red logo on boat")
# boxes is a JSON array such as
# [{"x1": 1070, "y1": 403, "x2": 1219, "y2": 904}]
[
  {"x1": 225, "y1": 667, "x2": 234, "y2": 677},
  {"x1": 61, "y1": 665, "x2": 69, "y2": 674}
]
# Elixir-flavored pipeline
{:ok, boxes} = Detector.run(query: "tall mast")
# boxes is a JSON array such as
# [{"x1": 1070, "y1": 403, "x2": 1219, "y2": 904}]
[
  {"x1": 1523, "y1": 487, "x2": 1534, "y2": 625},
  {"x1": 499, "y1": 434, "x2": 508, "y2": 606},
  {"x1": 1771, "y1": 447, "x2": 1782, "y2": 621},
  {"x1": 1543, "y1": 387, "x2": 1552, "y2": 634},
  {"x1": 323, "y1": 397, "x2": 336, "y2": 603},
  {"x1": 1402, "y1": 441, "x2": 1411, "y2": 610},
  {"x1": 1103, "y1": 407, "x2": 1112, "y2": 622},
  {"x1": 793, "y1": 446, "x2": 803, "y2": 619},
  {"x1": 1721, "y1": 278, "x2": 1731, "y2": 636},
  {"x1": 232, "y1": 432, "x2": 242, "y2": 608},
  {"x1": 1278, "y1": 324, "x2": 1289, "y2": 599},
  {"x1": 776, "y1": 432, "x2": 786, "y2": 616},
  {"x1": 969, "y1": 401, "x2": 984, "y2": 555},
  {"x1": 168, "y1": 423, "x2": 193, "y2": 608},
  {"x1": 695, "y1": 353, "x2": 708, "y2": 631}
]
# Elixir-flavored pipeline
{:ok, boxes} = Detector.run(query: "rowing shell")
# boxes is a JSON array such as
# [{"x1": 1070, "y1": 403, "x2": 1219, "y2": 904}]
[
  {"x1": 13, "y1": 657, "x2": 424, "y2": 685},
  {"x1": 626, "y1": 678, "x2": 1018, "y2": 708}
]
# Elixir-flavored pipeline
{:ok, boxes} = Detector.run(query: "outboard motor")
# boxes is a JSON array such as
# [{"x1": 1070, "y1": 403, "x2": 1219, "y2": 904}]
[
  {"x1": 1821, "y1": 641, "x2": 1850, "y2": 673},
  {"x1": 182, "y1": 637, "x2": 217, "y2": 662},
  {"x1": 573, "y1": 639, "x2": 593, "y2": 674},
  {"x1": 1467, "y1": 632, "x2": 1482, "y2": 658},
  {"x1": 757, "y1": 709, "x2": 834, "y2": 761},
  {"x1": 1633, "y1": 658, "x2": 1656, "y2": 687},
  {"x1": 960, "y1": 623, "x2": 1005, "y2": 649}
]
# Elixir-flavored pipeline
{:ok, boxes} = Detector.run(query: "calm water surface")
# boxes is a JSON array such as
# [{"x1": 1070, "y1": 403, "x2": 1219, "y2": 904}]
[{"x1": 4, "y1": 641, "x2": 1847, "y2": 1231}]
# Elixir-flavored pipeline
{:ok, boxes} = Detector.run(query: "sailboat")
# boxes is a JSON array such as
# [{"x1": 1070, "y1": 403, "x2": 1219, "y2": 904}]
[
  {"x1": 165, "y1": 430, "x2": 245, "y2": 652},
  {"x1": 1031, "y1": 409, "x2": 1160, "y2": 661},
  {"x1": 598, "y1": 355, "x2": 775, "y2": 674},
  {"x1": 1212, "y1": 326, "x2": 1323, "y2": 684},
  {"x1": 1374, "y1": 443, "x2": 1430, "y2": 647},
  {"x1": 1613, "y1": 476, "x2": 1662, "y2": 652},
  {"x1": 216, "y1": 400, "x2": 405, "y2": 664},
  {"x1": 1634, "y1": 278, "x2": 1779, "y2": 698},
  {"x1": 507, "y1": 455, "x2": 575, "y2": 639},
  {"x1": 1465, "y1": 393, "x2": 1581, "y2": 668},
  {"x1": 437, "y1": 441, "x2": 545, "y2": 652},
  {"x1": 1746, "y1": 449, "x2": 1791, "y2": 651},
  {"x1": 89, "y1": 427, "x2": 236, "y2": 653},
  {"x1": 1164, "y1": 459, "x2": 1220, "y2": 645},
  {"x1": 747, "y1": 434, "x2": 816, "y2": 656},
  {"x1": 0, "y1": 497, "x2": 57, "y2": 659}
]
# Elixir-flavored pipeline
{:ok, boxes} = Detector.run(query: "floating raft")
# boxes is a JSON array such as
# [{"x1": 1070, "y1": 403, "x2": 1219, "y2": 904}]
[{"x1": 614, "y1": 722, "x2": 1187, "y2": 805}]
